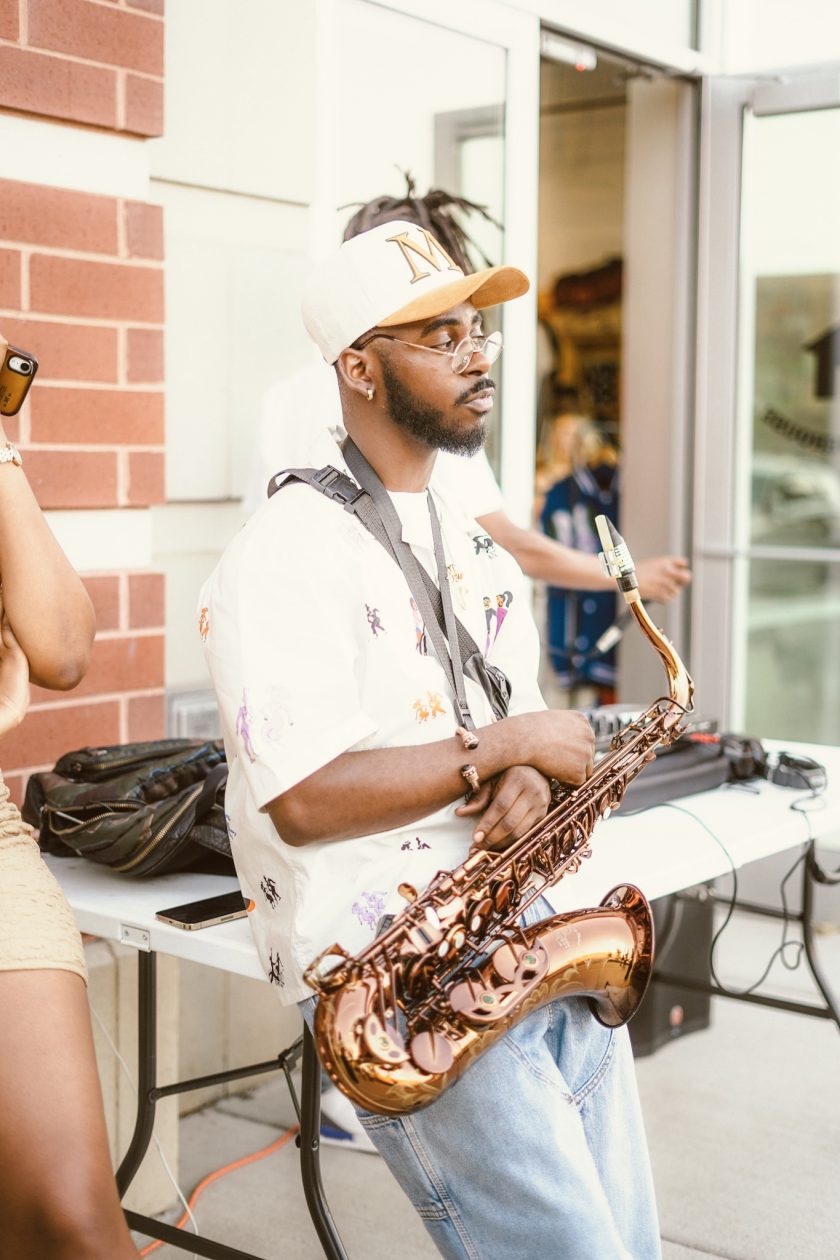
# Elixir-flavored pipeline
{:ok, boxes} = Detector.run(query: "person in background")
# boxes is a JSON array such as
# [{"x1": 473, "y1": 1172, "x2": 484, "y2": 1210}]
[
  {"x1": 243, "y1": 176, "x2": 690, "y2": 608},
  {"x1": 538, "y1": 407, "x2": 621, "y2": 704},
  {"x1": 0, "y1": 333, "x2": 139, "y2": 1260}
]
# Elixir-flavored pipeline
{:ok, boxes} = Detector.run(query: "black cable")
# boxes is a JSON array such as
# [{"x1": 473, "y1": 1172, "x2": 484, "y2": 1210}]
[{"x1": 631, "y1": 783, "x2": 828, "y2": 998}]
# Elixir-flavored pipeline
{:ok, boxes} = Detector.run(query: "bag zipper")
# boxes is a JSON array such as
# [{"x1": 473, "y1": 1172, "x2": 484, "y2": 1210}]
[
  {"x1": 112, "y1": 781, "x2": 205, "y2": 873},
  {"x1": 46, "y1": 800, "x2": 140, "y2": 836}
]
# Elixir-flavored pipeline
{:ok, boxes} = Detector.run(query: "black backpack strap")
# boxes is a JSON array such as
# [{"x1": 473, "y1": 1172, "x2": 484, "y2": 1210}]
[{"x1": 268, "y1": 465, "x2": 367, "y2": 509}]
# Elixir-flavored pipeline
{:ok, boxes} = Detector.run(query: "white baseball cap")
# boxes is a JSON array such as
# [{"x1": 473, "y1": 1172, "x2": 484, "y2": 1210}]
[{"x1": 301, "y1": 220, "x2": 529, "y2": 364}]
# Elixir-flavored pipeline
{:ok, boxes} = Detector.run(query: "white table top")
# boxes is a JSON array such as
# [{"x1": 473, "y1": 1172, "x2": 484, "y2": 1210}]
[{"x1": 45, "y1": 738, "x2": 840, "y2": 984}]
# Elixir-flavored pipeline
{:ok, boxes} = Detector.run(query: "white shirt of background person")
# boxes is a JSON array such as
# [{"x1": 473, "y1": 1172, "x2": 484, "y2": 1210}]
[{"x1": 242, "y1": 357, "x2": 504, "y2": 521}]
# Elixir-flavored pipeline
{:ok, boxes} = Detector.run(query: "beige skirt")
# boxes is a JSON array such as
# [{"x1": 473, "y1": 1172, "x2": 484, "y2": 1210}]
[{"x1": 0, "y1": 772, "x2": 87, "y2": 983}]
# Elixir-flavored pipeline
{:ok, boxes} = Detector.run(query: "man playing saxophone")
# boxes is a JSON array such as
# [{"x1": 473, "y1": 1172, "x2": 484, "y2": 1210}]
[{"x1": 200, "y1": 222, "x2": 661, "y2": 1260}]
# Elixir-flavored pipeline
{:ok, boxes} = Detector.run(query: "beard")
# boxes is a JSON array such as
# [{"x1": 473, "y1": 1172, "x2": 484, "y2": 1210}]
[{"x1": 379, "y1": 357, "x2": 492, "y2": 457}]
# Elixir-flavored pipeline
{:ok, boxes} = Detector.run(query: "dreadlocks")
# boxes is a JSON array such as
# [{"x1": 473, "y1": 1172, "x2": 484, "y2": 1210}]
[{"x1": 340, "y1": 170, "x2": 501, "y2": 275}]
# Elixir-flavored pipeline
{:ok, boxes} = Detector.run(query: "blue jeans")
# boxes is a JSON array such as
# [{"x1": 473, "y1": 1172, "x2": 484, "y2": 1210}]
[{"x1": 300, "y1": 898, "x2": 661, "y2": 1260}]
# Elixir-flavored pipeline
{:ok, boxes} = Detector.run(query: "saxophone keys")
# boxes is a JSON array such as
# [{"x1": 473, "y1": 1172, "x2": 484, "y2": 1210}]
[
  {"x1": 491, "y1": 940, "x2": 549, "y2": 984},
  {"x1": 409, "y1": 1028, "x2": 455, "y2": 1076},
  {"x1": 467, "y1": 896, "x2": 493, "y2": 934},
  {"x1": 362, "y1": 1013, "x2": 410, "y2": 1065},
  {"x1": 398, "y1": 882, "x2": 418, "y2": 904},
  {"x1": 448, "y1": 978, "x2": 514, "y2": 1023},
  {"x1": 436, "y1": 925, "x2": 466, "y2": 959},
  {"x1": 491, "y1": 878, "x2": 516, "y2": 915}
]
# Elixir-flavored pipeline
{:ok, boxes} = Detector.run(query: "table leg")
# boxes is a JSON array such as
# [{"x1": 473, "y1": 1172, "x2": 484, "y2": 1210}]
[
  {"x1": 116, "y1": 948, "x2": 158, "y2": 1195},
  {"x1": 114, "y1": 950, "x2": 349, "y2": 1258},
  {"x1": 299, "y1": 1024, "x2": 349, "y2": 1260},
  {"x1": 803, "y1": 845, "x2": 840, "y2": 1033}
]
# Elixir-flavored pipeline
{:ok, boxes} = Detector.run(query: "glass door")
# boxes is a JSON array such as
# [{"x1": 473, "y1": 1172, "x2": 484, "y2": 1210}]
[
  {"x1": 739, "y1": 101, "x2": 840, "y2": 742},
  {"x1": 694, "y1": 74, "x2": 840, "y2": 740}
]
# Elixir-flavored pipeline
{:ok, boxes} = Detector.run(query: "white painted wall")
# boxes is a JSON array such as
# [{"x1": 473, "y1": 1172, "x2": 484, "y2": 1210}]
[
  {"x1": 147, "y1": 0, "x2": 317, "y2": 204},
  {"x1": 722, "y1": 0, "x2": 840, "y2": 72},
  {"x1": 146, "y1": 0, "x2": 320, "y2": 689}
]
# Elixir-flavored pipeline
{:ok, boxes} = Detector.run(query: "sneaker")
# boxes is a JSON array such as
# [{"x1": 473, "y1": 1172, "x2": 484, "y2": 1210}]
[{"x1": 319, "y1": 1083, "x2": 379, "y2": 1155}]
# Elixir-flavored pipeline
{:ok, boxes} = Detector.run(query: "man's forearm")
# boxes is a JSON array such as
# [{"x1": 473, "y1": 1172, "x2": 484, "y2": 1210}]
[
  {"x1": 267, "y1": 721, "x2": 528, "y2": 846},
  {"x1": 266, "y1": 707, "x2": 594, "y2": 847}
]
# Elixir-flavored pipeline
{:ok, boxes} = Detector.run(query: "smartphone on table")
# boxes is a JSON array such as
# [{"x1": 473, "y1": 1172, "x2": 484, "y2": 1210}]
[
  {"x1": 0, "y1": 345, "x2": 38, "y2": 416},
  {"x1": 155, "y1": 889, "x2": 251, "y2": 930}
]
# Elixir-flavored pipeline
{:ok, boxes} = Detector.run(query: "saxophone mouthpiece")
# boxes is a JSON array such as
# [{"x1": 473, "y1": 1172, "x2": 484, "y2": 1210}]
[{"x1": 595, "y1": 515, "x2": 639, "y2": 596}]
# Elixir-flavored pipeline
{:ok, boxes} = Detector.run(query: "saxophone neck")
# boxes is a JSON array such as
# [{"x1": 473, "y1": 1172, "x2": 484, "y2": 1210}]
[{"x1": 595, "y1": 515, "x2": 694, "y2": 717}]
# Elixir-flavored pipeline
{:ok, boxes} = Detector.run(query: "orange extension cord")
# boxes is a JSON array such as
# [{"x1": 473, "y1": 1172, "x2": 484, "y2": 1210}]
[{"x1": 138, "y1": 1123, "x2": 300, "y2": 1257}]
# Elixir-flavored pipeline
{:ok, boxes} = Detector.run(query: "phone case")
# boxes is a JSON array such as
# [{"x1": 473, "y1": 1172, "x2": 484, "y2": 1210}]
[{"x1": 0, "y1": 346, "x2": 39, "y2": 416}]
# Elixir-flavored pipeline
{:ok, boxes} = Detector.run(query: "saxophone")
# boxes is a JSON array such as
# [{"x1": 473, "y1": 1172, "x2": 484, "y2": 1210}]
[{"x1": 304, "y1": 516, "x2": 694, "y2": 1116}]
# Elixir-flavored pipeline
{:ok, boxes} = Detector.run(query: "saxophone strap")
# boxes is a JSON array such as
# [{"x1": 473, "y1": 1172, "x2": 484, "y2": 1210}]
[{"x1": 268, "y1": 449, "x2": 511, "y2": 727}]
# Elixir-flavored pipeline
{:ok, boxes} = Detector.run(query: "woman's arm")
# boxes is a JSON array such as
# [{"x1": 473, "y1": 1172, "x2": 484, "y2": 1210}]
[
  {"x1": 0, "y1": 334, "x2": 95, "y2": 689},
  {"x1": 0, "y1": 601, "x2": 29, "y2": 737}
]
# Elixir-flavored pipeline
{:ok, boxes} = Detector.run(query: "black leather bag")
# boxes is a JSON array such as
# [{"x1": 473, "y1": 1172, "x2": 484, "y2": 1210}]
[{"x1": 23, "y1": 738, "x2": 234, "y2": 878}]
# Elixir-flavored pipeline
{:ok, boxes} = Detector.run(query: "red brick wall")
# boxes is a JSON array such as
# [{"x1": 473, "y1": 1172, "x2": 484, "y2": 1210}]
[
  {"x1": 0, "y1": 2, "x2": 168, "y2": 805},
  {"x1": 0, "y1": 0, "x2": 164, "y2": 136}
]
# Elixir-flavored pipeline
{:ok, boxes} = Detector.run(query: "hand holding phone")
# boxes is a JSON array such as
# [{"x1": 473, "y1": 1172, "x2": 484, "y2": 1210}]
[
  {"x1": 155, "y1": 889, "x2": 250, "y2": 930},
  {"x1": 0, "y1": 344, "x2": 39, "y2": 417}
]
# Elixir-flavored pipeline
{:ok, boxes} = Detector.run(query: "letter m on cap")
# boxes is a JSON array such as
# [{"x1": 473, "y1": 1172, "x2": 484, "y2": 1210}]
[{"x1": 385, "y1": 228, "x2": 460, "y2": 285}]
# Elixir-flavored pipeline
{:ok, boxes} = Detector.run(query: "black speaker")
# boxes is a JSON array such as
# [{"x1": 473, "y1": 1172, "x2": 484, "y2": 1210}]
[{"x1": 629, "y1": 887, "x2": 714, "y2": 1058}]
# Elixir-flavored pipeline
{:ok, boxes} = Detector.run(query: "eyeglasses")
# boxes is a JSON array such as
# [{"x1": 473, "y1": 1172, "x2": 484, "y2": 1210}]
[{"x1": 355, "y1": 329, "x2": 503, "y2": 375}]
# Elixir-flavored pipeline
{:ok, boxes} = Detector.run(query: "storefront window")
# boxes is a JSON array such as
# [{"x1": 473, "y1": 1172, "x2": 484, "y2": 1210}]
[{"x1": 740, "y1": 108, "x2": 840, "y2": 741}]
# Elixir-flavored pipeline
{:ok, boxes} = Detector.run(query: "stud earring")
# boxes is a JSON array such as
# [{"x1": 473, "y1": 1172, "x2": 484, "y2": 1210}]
[{"x1": 366, "y1": 387, "x2": 374, "y2": 401}]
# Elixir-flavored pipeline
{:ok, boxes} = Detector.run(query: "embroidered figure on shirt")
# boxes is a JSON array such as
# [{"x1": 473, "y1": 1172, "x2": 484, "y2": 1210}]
[
  {"x1": 473, "y1": 533, "x2": 497, "y2": 558},
  {"x1": 224, "y1": 812, "x2": 237, "y2": 840},
  {"x1": 409, "y1": 597, "x2": 428, "y2": 655},
  {"x1": 413, "y1": 691, "x2": 446, "y2": 723},
  {"x1": 260, "y1": 876, "x2": 281, "y2": 908},
  {"x1": 198, "y1": 607, "x2": 210, "y2": 641},
  {"x1": 235, "y1": 689, "x2": 257, "y2": 762},
  {"x1": 366, "y1": 604, "x2": 386, "y2": 637},
  {"x1": 483, "y1": 595, "x2": 495, "y2": 656},
  {"x1": 427, "y1": 691, "x2": 445, "y2": 717},
  {"x1": 401, "y1": 835, "x2": 432, "y2": 852},
  {"x1": 494, "y1": 591, "x2": 513, "y2": 645},
  {"x1": 446, "y1": 562, "x2": 469, "y2": 610},
  {"x1": 267, "y1": 950, "x2": 285, "y2": 987},
  {"x1": 352, "y1": 890, "x2": 387, "y2": 932}
]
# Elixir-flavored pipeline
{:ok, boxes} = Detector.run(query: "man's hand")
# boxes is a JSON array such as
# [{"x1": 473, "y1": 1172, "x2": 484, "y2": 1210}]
[
  {"x1": 0, "y1": 601, "x2": 29, "y2": 737},
  {"x1": 635, "y1": 555, "x2": 691, "y2": 603},
  {"x1": 455, "y1": 765, "x2": 551, "y2": 853},
  {"x1": 506, "y1": 709, "x2": 595, "y2": 786}
]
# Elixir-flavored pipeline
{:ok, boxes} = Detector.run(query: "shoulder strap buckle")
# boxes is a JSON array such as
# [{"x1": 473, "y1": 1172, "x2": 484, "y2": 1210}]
[{"x1": 268, "y1": 464, "x2": 366, "y2": 510}]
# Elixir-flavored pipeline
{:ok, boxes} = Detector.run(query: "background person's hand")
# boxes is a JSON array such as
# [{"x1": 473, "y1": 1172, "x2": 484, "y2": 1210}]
[
  {"x1": 0, "y1": 597, "x2": 29, "y2": 737},
  {"x1": 635, "y1": 555, "x2": 691, "y2": 603},
  {"x1": 456, "y1": 764, "x2": 552, "y2": 852}
]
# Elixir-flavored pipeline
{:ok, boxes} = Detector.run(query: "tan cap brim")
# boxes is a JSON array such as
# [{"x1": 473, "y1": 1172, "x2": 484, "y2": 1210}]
[{"x1": 377, "y1": 263, "x2": 529, "y2": 329}]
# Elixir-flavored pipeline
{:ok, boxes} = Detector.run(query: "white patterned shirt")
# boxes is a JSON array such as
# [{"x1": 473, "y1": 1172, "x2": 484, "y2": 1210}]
[{"x1": 200, "y1": 431, "x2": 545, "y2": 1003}]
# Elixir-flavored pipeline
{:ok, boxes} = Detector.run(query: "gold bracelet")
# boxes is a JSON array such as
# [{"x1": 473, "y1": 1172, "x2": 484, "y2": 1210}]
[
  {"x1": 0, "y1": 442, "x2": 22, "y2": 467},
  {"x1": 455, "y1": 725, "x2": 479, "y2": 751}
]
